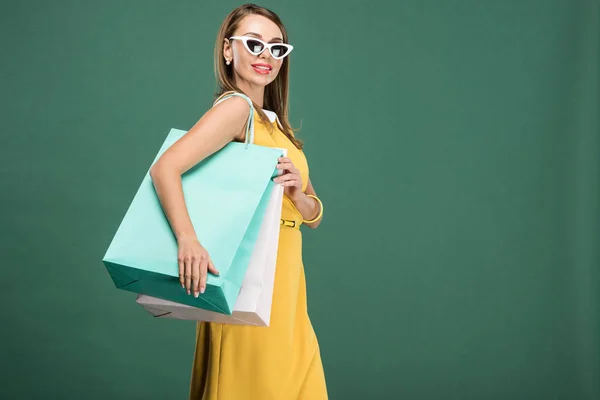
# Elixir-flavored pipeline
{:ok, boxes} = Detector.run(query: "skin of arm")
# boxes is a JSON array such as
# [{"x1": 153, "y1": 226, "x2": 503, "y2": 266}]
[
  {"x1": 290, "y1": 178, "x2": 323, "y2": 229},
  {"x1": 149, "y1": 96, "x2": 251, "y2": 243}
]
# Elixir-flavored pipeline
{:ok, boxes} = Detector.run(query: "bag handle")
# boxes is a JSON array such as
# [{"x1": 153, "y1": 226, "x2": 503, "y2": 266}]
[{"x1": 212, "y1": 91, "x2": 255, "y2": 147}]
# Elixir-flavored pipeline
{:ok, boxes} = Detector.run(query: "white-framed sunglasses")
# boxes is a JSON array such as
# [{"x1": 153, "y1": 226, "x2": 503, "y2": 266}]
[{"x1": 229, "y1": 36, "x2": 294, "y2": 60}]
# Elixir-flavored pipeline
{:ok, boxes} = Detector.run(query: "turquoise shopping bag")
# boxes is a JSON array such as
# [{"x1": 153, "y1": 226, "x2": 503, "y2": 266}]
[{"x1": 103, "y1": 93, "x2": 284, "y2": 315}]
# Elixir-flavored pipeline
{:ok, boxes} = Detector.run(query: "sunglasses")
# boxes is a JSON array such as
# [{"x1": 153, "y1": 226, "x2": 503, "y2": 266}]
[{"x1": 229, "y1": 36, "x2": 294, "y2": 60}]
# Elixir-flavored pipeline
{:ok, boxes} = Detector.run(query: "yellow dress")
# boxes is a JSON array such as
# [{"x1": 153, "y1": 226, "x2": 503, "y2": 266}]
[{"x1": 189, "y1": 107, "x2": 328, "y2": 400}]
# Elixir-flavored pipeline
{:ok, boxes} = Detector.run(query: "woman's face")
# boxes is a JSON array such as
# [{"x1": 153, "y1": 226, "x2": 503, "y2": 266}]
[{"x1": 224, "y1": 14, "x2": 287, "y2": 89}]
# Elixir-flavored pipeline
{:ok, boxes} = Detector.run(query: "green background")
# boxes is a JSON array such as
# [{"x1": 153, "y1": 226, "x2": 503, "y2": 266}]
[{"x1": 1, "y1": 0, "x2": 598, "y2": 399}]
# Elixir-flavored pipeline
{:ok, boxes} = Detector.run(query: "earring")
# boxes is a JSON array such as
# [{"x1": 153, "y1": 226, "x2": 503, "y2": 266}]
[{"x1": 226, "y1": 59, "x2": 231, "y2": 65}]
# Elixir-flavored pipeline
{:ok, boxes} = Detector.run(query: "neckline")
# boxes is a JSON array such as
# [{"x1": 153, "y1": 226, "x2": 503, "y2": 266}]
[{"x1": 262, "y1": 109, "x2": 278, "y2": 123}]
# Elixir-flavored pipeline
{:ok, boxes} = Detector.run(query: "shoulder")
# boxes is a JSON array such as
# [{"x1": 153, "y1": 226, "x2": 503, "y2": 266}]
[
  {"x1": 202, "y1": 93, "x2": 253, "y2": 142},
  {"x1": 211, "y1": 92, "x2": 252, "y2": 116},
  {"x1": 207, "y1": 93, "x2": 252, "y2": 130}
]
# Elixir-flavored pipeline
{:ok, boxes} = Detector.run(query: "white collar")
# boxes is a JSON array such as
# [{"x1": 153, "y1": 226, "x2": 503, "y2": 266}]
[{"x1": 262, "y1": 109, "x2": 277, "y2": 123}]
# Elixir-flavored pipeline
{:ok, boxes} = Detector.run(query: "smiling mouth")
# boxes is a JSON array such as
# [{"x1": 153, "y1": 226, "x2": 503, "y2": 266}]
[{"x1": 251, "y1": 64, "x2": 272, "y2": 74}]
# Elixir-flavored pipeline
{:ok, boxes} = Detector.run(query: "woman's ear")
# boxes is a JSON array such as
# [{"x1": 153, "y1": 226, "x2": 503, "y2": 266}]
[{"x1": 223, "y1": 38, "x2": 232, "y2": 63}]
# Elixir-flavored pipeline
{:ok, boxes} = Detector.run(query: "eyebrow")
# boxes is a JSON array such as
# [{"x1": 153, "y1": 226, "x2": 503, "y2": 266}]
[{"x1": 242, "y1": 32, "x2": 283, "y2": 42}]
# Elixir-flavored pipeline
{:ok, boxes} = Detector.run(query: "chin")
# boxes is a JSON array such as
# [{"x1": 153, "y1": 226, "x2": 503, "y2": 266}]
[
  {"x1": 244, "y1": 67, "x2": 277, "y2": 86},
  {"x1": 245, "y1": 76, "x2": 274, "y2": 88}
]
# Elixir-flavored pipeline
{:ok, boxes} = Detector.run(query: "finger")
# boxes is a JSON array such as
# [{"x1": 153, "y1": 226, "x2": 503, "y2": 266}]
[
  {"x1": 199, "y1": 255, "x2": 209, "y2": 294},
  {"x1": 178, "y1": 256, "x2": 185, "y2": 289},
  {"x1": 277, "y1": 156, "x2": 293, "y2": 164},
  {"x1": 208, "y1": 258, "x2": 219, "y2": 276},
  {"x1": 277, "y1": 164, "x2": 299, "y2": 176},
  {"x1": 192, "y1": 255, "x2": 201, "y2": 297},
  {"x1": 276, "y1": 162, "x2": 295, "y2": 170},
  {"x1": 184, "y1": 256, "x2": 192, "y2": 295},
  {"x1": 274, "y1": 172, "x2": 298, "y2": 182},
  {"x1": 277, "y1": 174, "x2": 300, "y2": 185},
  {"x1": 282, "y1": 179, "x2": 300, "y2": 187}
]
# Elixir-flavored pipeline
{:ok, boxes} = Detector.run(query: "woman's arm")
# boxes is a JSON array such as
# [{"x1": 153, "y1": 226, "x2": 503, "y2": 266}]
[
  {"x1": 149, "y1": 96, "x2": 250, "y2": 242},
  {"x1": 291, "y1": 178, "x2": 323, "y2": 229}
]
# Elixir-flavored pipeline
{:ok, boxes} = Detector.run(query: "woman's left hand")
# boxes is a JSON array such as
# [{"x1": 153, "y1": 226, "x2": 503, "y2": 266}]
[{"x1": 273, "y1": 157, "x2": 303, "y2": 201}]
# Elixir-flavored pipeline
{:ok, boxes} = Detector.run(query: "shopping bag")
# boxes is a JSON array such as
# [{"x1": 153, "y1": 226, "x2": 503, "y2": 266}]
[
  {"x1": 135, "y1": 152, "x2": 285, "y2": 326},
  {"x1": 102, "y1": 92, "x2": 284, "y2": 315}
]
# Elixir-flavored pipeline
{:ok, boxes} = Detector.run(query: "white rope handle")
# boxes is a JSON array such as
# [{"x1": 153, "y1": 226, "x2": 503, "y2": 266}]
[{"x1": 212, "y1": 92, "x2": 255, "y2": 147}]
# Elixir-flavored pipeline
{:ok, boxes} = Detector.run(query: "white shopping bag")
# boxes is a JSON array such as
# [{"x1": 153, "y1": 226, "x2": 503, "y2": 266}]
[{"x1": 135, "y1": 148, "x2": 286, "y2": 326}]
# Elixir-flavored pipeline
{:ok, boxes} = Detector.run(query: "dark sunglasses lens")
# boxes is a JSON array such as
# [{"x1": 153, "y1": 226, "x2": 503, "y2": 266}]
[
  {"x1": 246, "y1": 39, "x2": 264, "y2": 54},
  {"x1": 271, "y1": 45, "x2": 289, "y2": 58}
]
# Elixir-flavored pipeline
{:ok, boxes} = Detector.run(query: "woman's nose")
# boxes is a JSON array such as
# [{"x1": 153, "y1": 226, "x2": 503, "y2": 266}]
[{"x1": 258, "y1": 49, "x2": 271, "y2": 61}]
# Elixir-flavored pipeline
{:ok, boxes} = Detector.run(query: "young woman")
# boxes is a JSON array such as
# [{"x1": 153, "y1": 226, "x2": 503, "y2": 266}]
[{"x1": 148, "y1": 4, "x2": 328, "y2": 399}]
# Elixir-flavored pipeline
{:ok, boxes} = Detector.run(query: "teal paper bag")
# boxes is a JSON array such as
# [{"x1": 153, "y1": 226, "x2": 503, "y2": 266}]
[{"x1": 103, "y1": 94, "x2": 284, "y2": 315}]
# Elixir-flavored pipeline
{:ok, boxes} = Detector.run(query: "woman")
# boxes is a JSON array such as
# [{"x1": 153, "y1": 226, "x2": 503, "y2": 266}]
[{"x1": 149, "y1": 4, "x2": 328, "y2": 399}]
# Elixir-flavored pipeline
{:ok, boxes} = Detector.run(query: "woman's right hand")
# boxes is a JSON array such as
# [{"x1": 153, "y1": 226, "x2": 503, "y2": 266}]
[{"x1": 177, "y1": 236, "x2": 220, "y2": 297}]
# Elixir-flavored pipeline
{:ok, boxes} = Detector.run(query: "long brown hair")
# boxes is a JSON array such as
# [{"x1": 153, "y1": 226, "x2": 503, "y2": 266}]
[{"x1": 213, "y1": 3, "x2": 303, "y2": 150}]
